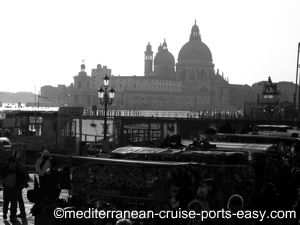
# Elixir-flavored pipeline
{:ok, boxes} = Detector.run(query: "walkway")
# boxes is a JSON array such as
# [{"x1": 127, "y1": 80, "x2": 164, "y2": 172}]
[{"x1": 0, "y1": 174, "x2": 69, "y2": 225}]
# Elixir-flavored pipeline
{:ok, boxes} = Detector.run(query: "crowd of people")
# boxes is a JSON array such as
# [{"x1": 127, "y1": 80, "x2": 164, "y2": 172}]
[
  {"x1": 180, "y1": 142, "x2": 300, "y2": 225},
  {"x1": 0, "y1": 148, "x2": 60, "y2": 224},
  {"x1": 1, "y1": 140, "x2": 300, "y2": 224}
]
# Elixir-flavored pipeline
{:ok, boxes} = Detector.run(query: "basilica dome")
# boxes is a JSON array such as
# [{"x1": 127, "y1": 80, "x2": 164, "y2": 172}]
[
  {"x1": 154, "y1": 40, "x2": 175, "y2": 67},
  {"x1": 178, "y1": 22, "x2": 212, "y2": 62},
  {"x1": 178, "y1": 41, "x2": 212, "y2": 62}
]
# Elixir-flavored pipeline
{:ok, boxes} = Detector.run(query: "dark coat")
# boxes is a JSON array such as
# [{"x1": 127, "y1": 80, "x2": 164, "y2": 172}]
[{"x1": 1, "y1": 164, "x2": 26, "y2": 189}]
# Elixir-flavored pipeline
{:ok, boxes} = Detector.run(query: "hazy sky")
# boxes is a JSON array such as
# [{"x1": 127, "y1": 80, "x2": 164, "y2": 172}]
[{"x1": 1, "y1": 0, "x2": 300, "y2": 93}]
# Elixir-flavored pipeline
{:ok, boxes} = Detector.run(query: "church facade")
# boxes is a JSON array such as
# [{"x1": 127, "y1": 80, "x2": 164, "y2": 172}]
[{"x1": 44, "y1": 22, "x2": 230, "y2": 110}]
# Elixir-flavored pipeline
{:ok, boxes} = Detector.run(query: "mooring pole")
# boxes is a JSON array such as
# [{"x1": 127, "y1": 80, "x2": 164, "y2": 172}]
[{"x1": 296, "y1": 43, "x2": 300, "y2": 119}]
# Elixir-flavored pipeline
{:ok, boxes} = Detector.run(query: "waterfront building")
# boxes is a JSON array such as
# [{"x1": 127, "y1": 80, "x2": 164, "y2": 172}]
[
  {"x1": 40, "y1": 22, "x2": 295, "y2": 111},
  {"x1": 252, "y1": 81, "x2": 296, "y2": 103},
  {"x1": 243, "y1": 77, "x2": 297, "y2": 119},
  {"x1": 55, "y1": 22, "x2": 230, "y2": 110}
]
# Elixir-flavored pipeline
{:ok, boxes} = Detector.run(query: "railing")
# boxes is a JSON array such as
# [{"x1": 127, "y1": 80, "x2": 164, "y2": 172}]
[
  {"x1": 83, "y1": 109, "x2": 245, "y2": 119},
  {"x1": 76, "y1": 133, "x2": 103, "y2": 142}
]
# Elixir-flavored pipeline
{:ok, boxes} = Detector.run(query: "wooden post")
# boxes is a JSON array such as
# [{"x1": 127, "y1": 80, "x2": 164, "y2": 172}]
[
  {"x1": 160, "y1": 121, "x2": 164, "y2": 142},
  {"x1": 147, "y1": 119, "x2": 151, "y2": 143},
  {"x1": 79, "y1": 117, "x2": 82, "y2": 142},
  {"x1": 295, "y1": 42, "x2": 300, "y2": 109},
  {"x1": 296, "y1": 43, "x2": 300, "y2": 119}
]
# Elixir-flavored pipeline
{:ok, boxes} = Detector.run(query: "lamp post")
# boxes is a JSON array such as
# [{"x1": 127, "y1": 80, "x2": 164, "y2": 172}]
[
  {"x1": 37, "y1": 95, "x2": 48, "y2": 108},
  {"x1": 98, "y1": 75, "x2": 115, "y2": 142}
]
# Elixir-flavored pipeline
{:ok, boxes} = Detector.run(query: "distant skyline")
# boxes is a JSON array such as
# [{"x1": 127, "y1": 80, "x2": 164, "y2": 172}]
[{"x1": 1, "y1": 0, "x2": 300, "y2": 93}]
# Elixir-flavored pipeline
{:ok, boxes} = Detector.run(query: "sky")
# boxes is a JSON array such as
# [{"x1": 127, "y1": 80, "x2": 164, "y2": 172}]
[{"x1": 0, "y1": 0, "x2": 300, "y2": 93}]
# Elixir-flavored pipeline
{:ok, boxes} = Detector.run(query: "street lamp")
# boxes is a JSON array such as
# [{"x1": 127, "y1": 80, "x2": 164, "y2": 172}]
[
  {"x1": 98, "y1": 75, "x2": 115, "y2": 142},
  {"x1": 37, "y1": 95, "x2": 48, "y2": 108}
]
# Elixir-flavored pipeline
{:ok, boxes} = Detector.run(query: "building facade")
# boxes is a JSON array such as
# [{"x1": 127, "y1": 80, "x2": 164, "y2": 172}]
[{"x1": 53, "y1": 22, "x2": 229, "y2": 111}]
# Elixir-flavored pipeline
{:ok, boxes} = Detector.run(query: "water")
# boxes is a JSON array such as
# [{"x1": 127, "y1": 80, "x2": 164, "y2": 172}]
[{"x1": 74, "y1": 118, "x2": 113, "y2": 142}]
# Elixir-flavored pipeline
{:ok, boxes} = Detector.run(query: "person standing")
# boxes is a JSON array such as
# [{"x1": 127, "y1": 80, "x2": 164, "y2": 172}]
[
  {"x1": 1, "y1": 157, "x2": 23, "y2": 222},
  {"x1": 35, "y1": 149, "x2": 51, "y2": 190},
  {"x1": 15, "y1": 155, "x2": 29, "y2": 218}
]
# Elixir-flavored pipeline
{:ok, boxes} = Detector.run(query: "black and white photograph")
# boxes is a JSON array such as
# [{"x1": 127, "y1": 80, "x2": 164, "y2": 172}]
[{"x1": 1, "y1": 0, "x2": 300, "y2": 224}]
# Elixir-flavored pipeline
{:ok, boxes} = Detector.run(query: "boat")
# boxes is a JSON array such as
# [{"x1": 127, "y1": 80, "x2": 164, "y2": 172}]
[
  {"x1": 90, "y1": 122, "x2": 97, "y2": 127},
  {"x1": 253, "y1": 124, "x2": 300, "y2": 137},
  {"x1": 0, "y1": 106, "x2": 84, "y2": 167}
]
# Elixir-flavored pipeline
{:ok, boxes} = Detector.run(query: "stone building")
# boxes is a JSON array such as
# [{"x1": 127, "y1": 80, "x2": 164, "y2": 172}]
[
  {"x1": 40, "y1": 84, "x2": 69, "y2": 106},
  {"x1": 42, "y1": 22, "x2": 231, "y2": 110},
  {"x1": 252, "y1": 81, "x2": 296, "y2": 103}
]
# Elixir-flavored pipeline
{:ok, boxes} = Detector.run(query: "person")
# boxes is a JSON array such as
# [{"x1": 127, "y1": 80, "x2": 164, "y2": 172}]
[
  {"x1": 4, "y1": 129, "x2": 11, "y2": 139},
  {"x1": 258, "y1": 183, "x2": 279, "y2": 211},
  {"x1": 195, "y1": 180, "x2": 210, "y2": 210},
  {"x1": 1, "y1": 156, "x2": 24, "y2": 222},
  {"x1": 293, "y1": 188, "x2": 300, "y2": 225},
  {"x1": 291, "y1": 143, "x2": 300, "y2": 168},
  {"x1": 43, "y1": 157, "x2": 62, "y2": 200},
  {"x1": 258, "y1": 183, "x2": 280, "y2": 225},
  {"x1": 15, "y1": 155, "x2": 29, "y2": 218},
  {"x1": 35, "y1": 149, "x2": 52, "y2": 190}
]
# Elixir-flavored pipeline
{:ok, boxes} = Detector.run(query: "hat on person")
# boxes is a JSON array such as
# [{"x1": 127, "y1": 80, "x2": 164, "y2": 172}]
[{"x1": 41, "y1": 149, "x2": 50, "y2": 156}]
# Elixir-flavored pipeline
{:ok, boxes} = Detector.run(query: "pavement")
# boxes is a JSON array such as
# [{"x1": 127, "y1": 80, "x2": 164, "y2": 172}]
[{"x1": 0, "y1": 174, "x2": 69, "y2": 225}]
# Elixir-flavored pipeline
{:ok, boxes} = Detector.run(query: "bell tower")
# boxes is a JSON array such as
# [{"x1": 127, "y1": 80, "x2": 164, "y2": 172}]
[{"x1": 144, "y1": 42, "x2": 153, "y2": 76}]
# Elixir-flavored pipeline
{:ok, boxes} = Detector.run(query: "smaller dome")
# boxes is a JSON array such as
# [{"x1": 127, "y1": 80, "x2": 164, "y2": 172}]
[
  {"x1": 154, "y1": 40, "x2": 175, "y2": 66},
  {"x1": 154, "y1": 51, "x2": 175, "y2": 66}
]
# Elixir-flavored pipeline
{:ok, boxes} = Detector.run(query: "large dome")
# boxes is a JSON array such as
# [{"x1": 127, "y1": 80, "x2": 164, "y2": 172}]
[
  {"x1": 178, "y1": 41, "x2": 212, "y2": 62},
  {"x1": 178, "y1": 22, "x2": 212, "y2": 62}
]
